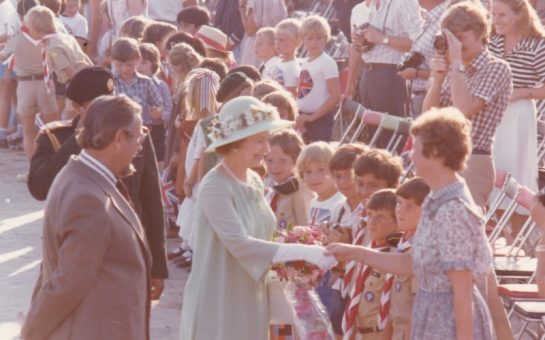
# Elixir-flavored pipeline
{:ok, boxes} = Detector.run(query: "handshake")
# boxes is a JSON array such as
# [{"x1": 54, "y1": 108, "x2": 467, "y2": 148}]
[{"x1": 273, "y1": 243, "x2": 338, "y2": 271}]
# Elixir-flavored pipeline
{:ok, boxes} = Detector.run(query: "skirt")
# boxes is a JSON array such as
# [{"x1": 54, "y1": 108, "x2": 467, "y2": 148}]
[{"x1": 491, "y1": 99, "x2": 538, "y2": 213}]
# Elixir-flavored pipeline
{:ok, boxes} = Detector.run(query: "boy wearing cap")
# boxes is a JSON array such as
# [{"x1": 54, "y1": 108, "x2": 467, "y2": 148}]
[{"x1": 27, "y1": 66, "x2": 169, "y2": 299}]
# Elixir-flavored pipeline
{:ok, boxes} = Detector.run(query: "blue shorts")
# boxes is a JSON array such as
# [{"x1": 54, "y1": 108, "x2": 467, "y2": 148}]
[{"x1": 0, "y1": 62, "x2": 16, "y2": 80}]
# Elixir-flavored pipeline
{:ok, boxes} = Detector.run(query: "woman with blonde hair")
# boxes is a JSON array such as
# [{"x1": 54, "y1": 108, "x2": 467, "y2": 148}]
[{"x1": 489, "y1": 0, "x2": 545, "y2": 235}]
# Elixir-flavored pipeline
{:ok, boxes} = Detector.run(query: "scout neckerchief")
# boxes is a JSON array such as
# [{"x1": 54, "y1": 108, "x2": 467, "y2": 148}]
[
  {"x1": 378, "y1": 233, "x2": 414, "y2": 330},
  {"x1": 20, "y1": 27, "x2": 57, "y2": 94},
  {"x1": 343, "y1": 241, "x2": 389, "y2": 339},
  {"x1": 341, "y1": 208, "x2": 367, "y2": 298}
]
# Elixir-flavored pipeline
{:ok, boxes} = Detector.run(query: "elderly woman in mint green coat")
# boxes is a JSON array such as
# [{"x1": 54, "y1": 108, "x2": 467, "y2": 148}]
[{"x1": 179, "y1": 96, "x2": 336, "y2": 340}]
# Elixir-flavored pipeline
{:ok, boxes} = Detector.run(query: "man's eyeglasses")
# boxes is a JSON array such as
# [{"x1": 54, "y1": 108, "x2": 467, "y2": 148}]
[{"x1": 123, "y1": 126, "x2": 149, "y2": 145}]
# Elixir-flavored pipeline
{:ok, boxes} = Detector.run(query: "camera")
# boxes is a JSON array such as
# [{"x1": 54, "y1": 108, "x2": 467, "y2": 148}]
[
  {"x1": 397, "y1": 51, "x2": 425, "y2": 71},
  {"x1": 353, "y1": 23, "x2": 374, "y2": 52},
  {"x1": 433, "y1": 33, "x2": 448, "y2": 55}
]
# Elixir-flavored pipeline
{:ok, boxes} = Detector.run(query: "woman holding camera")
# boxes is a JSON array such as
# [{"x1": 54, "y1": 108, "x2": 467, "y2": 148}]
[{"x1": 489, "y1": 0, "x2": 545, "y2": 224}]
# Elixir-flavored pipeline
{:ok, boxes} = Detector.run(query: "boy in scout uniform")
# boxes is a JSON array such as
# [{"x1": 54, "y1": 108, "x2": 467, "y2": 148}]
[
  {"x1": 355, "y1": 189, "x2": 398, "y2": 340},
  {"x1": 389, "y1": 178, "x2": 430, "y2": 340}
]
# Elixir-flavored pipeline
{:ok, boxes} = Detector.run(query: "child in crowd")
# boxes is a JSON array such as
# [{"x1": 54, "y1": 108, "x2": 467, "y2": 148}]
[
  {"x1": 296, "y1": 15, "x2": 340, "y2": 143},
  {"x1": 326, "y1": 143, "x2": 369, "y2": 338},
  {"x1": 176, "y1": 5, "x2": 210, "y2": 36},
  {"x1": 341, "y1": 148, "x2": 403, "y2": 316},
  {"x1": 251, "y1": 79, "x2": 284, "y2": 100},
  {"x1": 138, "y1": 42, "x2": 173, "y2": 168},
  {"x1": 97, "y1": 0, "x2": 113, "y2": 67},
  {"x1": 196, "y1": 57, "x2": 228, "y2": 80},
  {"x1": 120, "y1": 15, "x2": 149, "y2": 41},
  {"x1": 266, "y1": 129, "x2": 315, "y2": 230},
  {"x1": 165, "y1": 31, "x2": 207, "y2": 57},
  {"x1": 296, "y1": 141, "x2": 345, "y2": 315},
  {"x1": 60, "y1": 0, "x2": 88, "y2": 49},
  {"x1": 390, "y1": 177, "x2": 430, "y2": 340},
  {"x1": 174, "y1": 68, "x2": 220, "y2": 269},
  {"x1": 0, "y1": 5, "x2": 60, "y2": 168},
  {"x1": 262, "y1": 90, "x2": 298, "y2": 121},
  {"x1": 141, "y1": 21, "x2": 177, "y2": 86},
  {"x1": 110, "y1": 37, "x2": 164, "y2": 165},
  {"x1": 273, "y1": 18, "x2": 301, "y2": 96},
  {"x1": 255, "y1": 27, "x2": 280, "y2": 80},
  {"x1": 216, "y1": 71, "x2": 255, "y2": 103},
  {"x1": 345, "y1": 189, "x2": 399, "y2": 339}
]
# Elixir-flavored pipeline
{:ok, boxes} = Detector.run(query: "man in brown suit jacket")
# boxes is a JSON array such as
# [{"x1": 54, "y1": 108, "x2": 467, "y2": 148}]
[{"x1": 21, "y1": 95, "x2": 152, "y2": 340}]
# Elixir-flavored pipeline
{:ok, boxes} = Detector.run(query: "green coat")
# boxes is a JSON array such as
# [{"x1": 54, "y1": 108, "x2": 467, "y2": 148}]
[{"x1": 180, "y1": 167, "x2": 279, "y2": 340}]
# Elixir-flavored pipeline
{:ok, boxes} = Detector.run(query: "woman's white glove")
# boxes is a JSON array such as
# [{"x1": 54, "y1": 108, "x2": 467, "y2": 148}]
[{"x1": 273, "y1": 243, "x2": 337, "y2": 271}]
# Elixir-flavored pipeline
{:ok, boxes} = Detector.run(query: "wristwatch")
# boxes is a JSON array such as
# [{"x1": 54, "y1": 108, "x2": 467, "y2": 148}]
[
  {"x1": 382, "y1": 35, "x2": 390, "y2": 45},
  {"x1": 452, "y1": 62, "x2": 466, "y2": 73}
]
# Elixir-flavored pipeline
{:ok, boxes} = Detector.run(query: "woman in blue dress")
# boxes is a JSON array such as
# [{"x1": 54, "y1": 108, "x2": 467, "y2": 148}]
[{"x1": 327, "y1": 107, "x2": 495, "y2": 340}]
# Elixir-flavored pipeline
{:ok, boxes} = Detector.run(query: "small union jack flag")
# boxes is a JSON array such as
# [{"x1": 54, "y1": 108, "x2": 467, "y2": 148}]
[
  {"x1": 297, "y1": 69, "x2": 313, "y2": 99},
  {"x1": 309, "y1": 207, "x2": 332, "y2": 227},
  {"x1": 160, "y1": 167, "x2": 179, "y2": 224}
]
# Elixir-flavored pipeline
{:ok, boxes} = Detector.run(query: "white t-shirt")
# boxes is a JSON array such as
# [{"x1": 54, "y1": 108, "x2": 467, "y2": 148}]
[
  {"x1": 272, "y1": 58, "x2": 301, "y2": 88},
  {"x1": 350, "y1": 2, "x2": 371, "y2": 29},
  {"x1": 308, "y1": 191, "x2": 345, "y2": 227},
  {"x1": 296, "y1": 52, "x2": 339, "y2": 113},
  {"x1": 0, "y1": 1, "x2": 15, "y2": 36},
  {"x1": 60, "y1": 13, "x2": 89, "y2": 39},
  {"x1": 330, "y1": 199, "x2": 362, "y2": 232},
  {"x1": 148, "y1": 0, "x2": 183, "y2": 24},
  {"x1": 261, "y1": 56, "x2": 280, "y2": 80},
  {"x1": 185, "y1": 120, "x2": 206, "y2": 178}
]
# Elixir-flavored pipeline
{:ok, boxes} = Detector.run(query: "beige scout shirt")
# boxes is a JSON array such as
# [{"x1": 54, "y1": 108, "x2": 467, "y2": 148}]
[
  {"x1": 274, "y1": 181, "x2": 315, "y2": 229},
  {"x1": 47, "y1": 33, "x2": 92, "y2": 83},
  {"x1": 2, "y1": 33, "x2": 44, "y2": 76},
  {"x1": 356, "y1": 267, "x2": 386, "y2": 340}
]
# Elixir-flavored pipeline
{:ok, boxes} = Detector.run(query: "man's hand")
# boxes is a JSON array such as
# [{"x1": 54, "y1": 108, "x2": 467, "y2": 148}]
[
  {"x1": 398, "y1": 67, "x2": 418, "y2": 80},
  {"x1": 363, "y1": 26, "x2": 386, "y2": 45},
  {"x1": 150, "y1": 278, "x2": 164, "y2": 300},
  {"x1": 443, "y1": 29, "x2": 463, "y2": 64}
]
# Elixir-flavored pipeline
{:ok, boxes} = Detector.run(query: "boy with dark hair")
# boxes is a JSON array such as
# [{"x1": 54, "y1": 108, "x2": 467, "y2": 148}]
[
  {"x1": 111, "y1": 37, "x2": 164, "y2": 165},
  {"x1": 176, "y1": 5, "x2": 210, "y2": 36},
  {"x1": 390, "y1": 177, "x2": 430, "y2": 340},
  {"x1": 344, "y1": 189, "x2": 398, "y2": 339}
]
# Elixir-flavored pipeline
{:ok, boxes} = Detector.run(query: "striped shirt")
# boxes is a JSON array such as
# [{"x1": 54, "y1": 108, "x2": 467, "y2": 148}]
[
  {"x1": 79, "y1": 149, "x2": 117, "y2": 188},
  {"x1": 488, "y1": 35, "x2": 545, "y2": 88},
  {"x1": 308, "y1": 0, "x2": 337, "y2": 21},
  {"x1": 439, "y1": 50, "x2": 512, "y2": 153},
  {"x1": 362, "y1": 0, "x2": 423, "y2": 65}
]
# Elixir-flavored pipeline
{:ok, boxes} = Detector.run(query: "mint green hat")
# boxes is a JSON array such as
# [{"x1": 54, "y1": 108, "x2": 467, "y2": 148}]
[{"x1": 205, "y1": 96, "x2": 294, "y2": 152}]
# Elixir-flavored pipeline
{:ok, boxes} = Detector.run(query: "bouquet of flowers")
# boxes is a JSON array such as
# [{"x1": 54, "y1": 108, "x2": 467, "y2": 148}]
[{"x1": 272, "y1": 226, "x2": 335, "y2": 339}]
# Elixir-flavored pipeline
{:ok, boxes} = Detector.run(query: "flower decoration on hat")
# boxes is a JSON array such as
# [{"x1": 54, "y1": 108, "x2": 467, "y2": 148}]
[{"x1": 208, "y1": 104, "x2": 279, "y2": 142}]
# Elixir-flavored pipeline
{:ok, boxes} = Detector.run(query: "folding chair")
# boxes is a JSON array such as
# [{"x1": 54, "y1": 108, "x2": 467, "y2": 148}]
[
  {"x1": 495, "y1": 256, "x2": 537, "y2": 282},
  {"x1": 499, "y1": 282, "x2": 542, "y2": 318},
  {"x1": 484, "y1": 170, "x2": 511, "y2": 226},
  {"x1": 338, "y1": 99, "x2": 366, "y2": 144},
  {"x1": 512, "y1": 301, "x2": 545, "y2": 340},
  {"x1": 488, "y1": 175, "x2": 522, "y2": 246},
  {"x1": 349, "y1": 110, "x2": 383, "y2": 144}
]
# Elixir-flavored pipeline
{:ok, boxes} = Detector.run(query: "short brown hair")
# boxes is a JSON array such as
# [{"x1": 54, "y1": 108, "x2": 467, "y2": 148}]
[
  {"x1": 367, "y1": 189, "x2": 397, "y2": 218},
  {"x1": 111, "y1": 37, "x2": 141, "y2": 62},
  {"x1": 168, "y1": 42, "x2": 202, "y2": 73},
  {"x1": 40, "y1": 0, "x2": 61, "y2": 15},
  {"x1": 442, "y1": 1, "x2": 489, "y2": 43},
  {"x1": 354, "y1": 149, "x2": 402, "y2": 188},
  {"x1": 410, "y1": 107, "x2": 472, "y2": 172},
  {"x1": 329, "y1": 143, "x2": 369, "y2": 172},
  {"x1": 269, "y1": 129, "x2": 305, "y2": 163},
  {"x1": 395, "y1": 177, "x2": 430, "y2": 206},
  {"x1": 251, "y1": 80, "x2": 284, "y2": 100},
  {"x1": 24, "y1": 5, "x2": 56, "y2": 34},
  {"x1": 142, "y1": 22, "x2": 177, "y2": 45},
  {"x1": 262, "y1": 90, "x2": 298, "y2": 121},
  {"x1": 197, "y1": 57, "x2": 228, "y2": 79},
  {"x1": 77, "y1": 95, "x2": 141, "y2": 150},
  {"x1": 139, "y1": 43, "x2": 160, "y2": 74},
  {"x1": 120, "y1": 16, "x2": 149, "y2": 41}
]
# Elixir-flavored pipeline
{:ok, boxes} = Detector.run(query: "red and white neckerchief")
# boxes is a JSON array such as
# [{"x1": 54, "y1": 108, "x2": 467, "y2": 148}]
[
  {"x1": 377, "y1": 234, "x2": 414, "y2": 330},
  {"x1": 343, "y1": 242, "x2": 389, "y2": 339},
  {"x1": 20, "y1": 27, "x2": 57, "y2": 93},
  {"x1": 341, "y1": 208, "x2": 367, "y2": 298}
]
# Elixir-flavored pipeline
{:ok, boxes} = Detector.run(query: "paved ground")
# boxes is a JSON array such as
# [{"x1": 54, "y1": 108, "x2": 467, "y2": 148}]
[{"x1": 0, "y1": 148, "x2": 188, "y2": 340}]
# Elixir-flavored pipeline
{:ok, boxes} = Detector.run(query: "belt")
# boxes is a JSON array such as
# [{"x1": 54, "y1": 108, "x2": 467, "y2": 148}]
[
  {"x1": 17, "y1": 74, "x2": 45, "y2": 81},
  {"x1": 472, "y1": 149, "x2": 491, "y2": 156},
  {"x1": 358, "y1": 325, "x2": 381, "y2": 334},
  {"x1": 362, "y1": 63, "x2": 396, "y2": 71}
]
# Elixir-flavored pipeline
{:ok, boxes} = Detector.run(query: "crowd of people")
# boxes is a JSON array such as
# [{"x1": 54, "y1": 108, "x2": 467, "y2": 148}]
[{"x1": 4, "y1": 0, "x2": 545, "y2": 339}]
